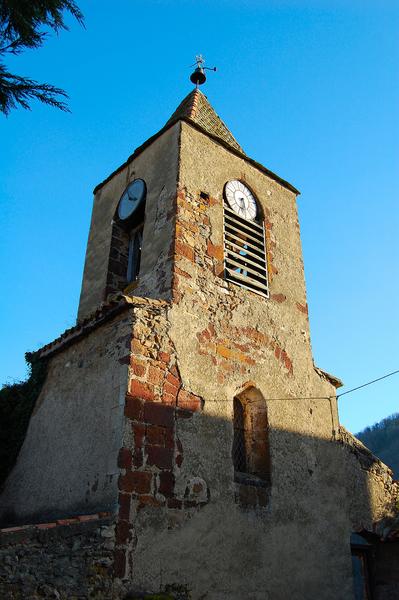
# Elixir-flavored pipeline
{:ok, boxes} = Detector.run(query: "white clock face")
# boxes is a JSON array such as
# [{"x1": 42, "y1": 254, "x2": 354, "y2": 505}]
[
  {"x1": 118, "y1": 179, "x2": 146, "y2": 221},
  {"x1": 224, "y1": 180, "x2": 257, "y2": 221}
]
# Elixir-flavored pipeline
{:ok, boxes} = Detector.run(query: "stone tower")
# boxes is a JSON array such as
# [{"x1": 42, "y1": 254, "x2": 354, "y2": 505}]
[{"x1": 1, "y1": 89, "x2": 397, "y2": 600}]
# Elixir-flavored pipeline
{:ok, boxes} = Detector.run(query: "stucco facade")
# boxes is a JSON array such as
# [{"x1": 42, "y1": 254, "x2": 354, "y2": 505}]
[{"x1": 1, "y1": 89, "x2": 397, "y2": 600}]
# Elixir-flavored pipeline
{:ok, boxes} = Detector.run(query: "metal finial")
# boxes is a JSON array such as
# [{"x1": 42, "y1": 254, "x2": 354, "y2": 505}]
[{"x1": 189, "y1": 55, "x2": 217, "y2": 88}]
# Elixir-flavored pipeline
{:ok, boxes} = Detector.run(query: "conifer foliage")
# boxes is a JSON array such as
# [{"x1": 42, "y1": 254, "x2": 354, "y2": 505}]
[{"x1": 0, "y1": 0, "x2": 83, "y2": 115}]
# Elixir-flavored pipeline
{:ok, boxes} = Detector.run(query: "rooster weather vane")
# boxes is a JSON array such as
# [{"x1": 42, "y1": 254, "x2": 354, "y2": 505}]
[{"x1": 189, "y1": 55, "x2": 217, "y2": 88}]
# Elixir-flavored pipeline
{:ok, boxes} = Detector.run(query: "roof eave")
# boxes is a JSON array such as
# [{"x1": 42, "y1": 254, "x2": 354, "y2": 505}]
[{"x1": 93, "y1": 117, "x2": 300, "y2": 196}]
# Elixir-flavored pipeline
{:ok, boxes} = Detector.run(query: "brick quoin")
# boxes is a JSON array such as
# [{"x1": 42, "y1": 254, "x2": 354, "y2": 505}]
[
  {"x1": 207, "y1": 240, "x2": 224, "y2": 261},
  {"x1": 138, "y1": 495, "x2": 163, "y2": 509},
  {"x1": 132, "y1": 423, "x2": 145, "y2": 447},
  {"x1": 116, "y1": 520, "x2": 132, "y2": 545},
  {"x1": 146, "y1": 425, "x2": 167, "y2": 446},
  {"x1": 166, "y1": 371, "x2": 181, "y2": 388},
  {"x1": 146, "y1": 445, "x2": 174, "y2": 470},
  {"x1": 119, "y1": 471, "x2": 152, "y2": 494},
  {"x1": 131, "y1": 359, "x2": 146, "y2": 377},
  {"x1": 159, "y1": 351, "x2": 171, "y2": 364},
  {"x1": 163, "y1": 380, "x2": 179, "y2": 399},
  {"x1": 158, "y1": 471, "x2": 175, "y2": 497},
  {"x1": 129, "y1": 380, "x2": 156, "y2": 402},
  {"x1": 148, "y1": 365, "x2": 165, "y2": 385},
  {"x1": 118, "y1": 493, "x2": 130, "y2": 520},
  {"x1": 132, "y1": 448, "x2": 143, "y2": 468},
  {"x1": 124, "y1": 395, "x2": 144, "y2": 420},
  {"x1": 177, "y1": 389, "x2": 203, "y2": 412},
  {"x1": 144, "y1": 402, "x2": 175, "y2": 428},
  {"x1": 113, "y1": 549, "x2": 127, "y2": 579},
  {"x1": 117, "y1": 448, "x2": 132, "y2": 470},
  {"x1": 175, "y1": 240, "x2": 195, "y2": 262},
  {"x1": 162, "y1": 392, "x2": 178, "y2": 406}
]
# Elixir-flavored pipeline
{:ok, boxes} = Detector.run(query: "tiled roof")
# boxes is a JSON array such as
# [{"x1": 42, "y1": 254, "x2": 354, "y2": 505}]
[
  {"x1": 93, "y1": 91, "x2": 299, "y2": 195},
  {"x1": 30, "y1": 293, "x2": 169, "y2": 359},
  {"x1": 164, "y1": 89, "x2": 244, "y2": 154}
]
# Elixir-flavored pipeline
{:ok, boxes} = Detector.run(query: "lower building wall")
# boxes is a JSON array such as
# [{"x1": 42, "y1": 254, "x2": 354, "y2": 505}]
[
  {"x1": 111, "y1": 303, "x2": 398, "y2": 600},
  {"x1": 0, "y1": 299, "x2": 397, "y2": 599},
  {"x1": 0, "y1": 514, "x2": 115, "y2": 599},
  {"x1": 115, "y1": 407, "x2": 397, "y2": 600},
  {"x1": 0, "y1": 309, "x2": 133, "y2": 526}
]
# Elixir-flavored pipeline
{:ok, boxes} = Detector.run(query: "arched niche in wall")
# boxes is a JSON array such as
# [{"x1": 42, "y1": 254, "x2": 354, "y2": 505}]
[
  {"x1": 232, "y1": 385, "x2": 271, "y2": 509},
  {"x1": 105, "y1": 180, "x2": 146, "y2": 298}
]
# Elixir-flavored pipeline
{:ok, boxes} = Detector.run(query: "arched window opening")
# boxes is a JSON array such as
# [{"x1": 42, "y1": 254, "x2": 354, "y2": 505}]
[
  {"x1": 223, "y1": 180, "x2": 269, "y2": 298},
  {"x1": 105, "y1": 179, "x2": 146, "y2": 297},
  {"x1": 232, "y1": 387, "x2": 271, "y2": 508},
  {"x1": 232, "y1": 397, "x2": 246, "y2": 473},
  {"x1": 127, "y1": 225, "x2": 143, "y2": 284}
]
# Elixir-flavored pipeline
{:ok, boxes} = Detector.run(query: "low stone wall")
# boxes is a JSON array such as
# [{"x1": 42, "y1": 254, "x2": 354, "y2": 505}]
[{"x1": 0, "y1": 513, "x2": 115, "y2": 599}]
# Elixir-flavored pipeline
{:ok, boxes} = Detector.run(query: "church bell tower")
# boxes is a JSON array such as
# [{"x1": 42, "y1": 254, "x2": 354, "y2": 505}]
[{"x1": 4, "y1": 71, "x2": 394, "y2": 600}]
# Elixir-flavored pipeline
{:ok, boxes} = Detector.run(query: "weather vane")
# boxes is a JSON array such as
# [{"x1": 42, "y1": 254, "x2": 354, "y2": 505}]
[{"x1": 189, "y1": 55, "x2": 217, "y2": 88}]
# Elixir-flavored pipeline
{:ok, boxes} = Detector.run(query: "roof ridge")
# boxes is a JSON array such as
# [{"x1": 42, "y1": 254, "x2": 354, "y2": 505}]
[
  {"x1": 164, "y1": 89, "x2": 244, "y2": 154},
  {"x1": 188, "y1": 89, "x2": 200, "y2": 119}
]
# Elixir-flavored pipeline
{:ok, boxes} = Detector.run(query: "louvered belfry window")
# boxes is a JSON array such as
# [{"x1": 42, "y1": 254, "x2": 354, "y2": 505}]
[{"x1": 223, "y1": 191, "x2": 269, "y2": 297}]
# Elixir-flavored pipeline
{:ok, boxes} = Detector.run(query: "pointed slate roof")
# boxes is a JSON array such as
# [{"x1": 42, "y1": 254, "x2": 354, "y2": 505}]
[
  {"x1": 93, "y1": 90, "x2": 299, "y2": 195},
  {"x1": 164, "y1": 89, "x2": 245, "y2": 154}
]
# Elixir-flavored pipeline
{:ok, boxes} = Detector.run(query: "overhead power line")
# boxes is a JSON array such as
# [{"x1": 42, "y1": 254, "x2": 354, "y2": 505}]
[
  {"x1": 263, "y1": 368, "x2": 399, "y2": 402},
  {"x1": 336, "y1": 369, "x2": 399, "y2": 399}
]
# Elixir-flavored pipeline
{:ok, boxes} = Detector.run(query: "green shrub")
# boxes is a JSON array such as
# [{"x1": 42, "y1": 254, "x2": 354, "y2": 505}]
[{"x1": 0, "y1": 353, "x2": 47, "y2": 488}]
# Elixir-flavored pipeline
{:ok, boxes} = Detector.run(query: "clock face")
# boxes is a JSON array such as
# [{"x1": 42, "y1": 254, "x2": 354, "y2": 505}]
[
  {"x1": 224, "y1": 180, "x2": 257, "y2": 221},
  {"x1": 118, "y1": 179, "x2": 146, "y2": 221}
]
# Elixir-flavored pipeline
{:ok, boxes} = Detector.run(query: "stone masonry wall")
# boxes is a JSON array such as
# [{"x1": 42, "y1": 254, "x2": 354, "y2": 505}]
[
  {"x1": 113, "y1": 123, "x2": 398, "y2": 599},
  {"x1": 115, "y1": 300, "x2": 207, "y2": 582},
  {"x1": 78, "y1": 124, "x2": 180, "y2": 322},
  {"x1": 0, "y1": 514, "x2": 115, "y2": 599}
]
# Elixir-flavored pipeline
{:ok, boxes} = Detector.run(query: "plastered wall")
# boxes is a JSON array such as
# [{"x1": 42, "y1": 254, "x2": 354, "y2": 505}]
[
  {"x1": 0, "y1": 311, "x2": 132, "y2": 525},
  {"x1": 78, "y1": 124, "x2": 180, "y2": 322}
]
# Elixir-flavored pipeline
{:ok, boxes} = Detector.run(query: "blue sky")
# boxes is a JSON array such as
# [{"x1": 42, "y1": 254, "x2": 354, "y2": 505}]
[{"x1": 1, "y1": 0, "x2": 398, "y2": 433}]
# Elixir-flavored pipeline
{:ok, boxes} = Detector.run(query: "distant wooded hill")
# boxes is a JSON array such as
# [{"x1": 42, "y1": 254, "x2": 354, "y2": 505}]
[{"x1": 357, "y1": 413, "x2": 399, "y2": 480}]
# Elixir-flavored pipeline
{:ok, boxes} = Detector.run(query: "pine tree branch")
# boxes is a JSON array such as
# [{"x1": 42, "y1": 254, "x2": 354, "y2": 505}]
[
  {"x1": 0, "y1": 1, "x2": 84, "y2": 44},
  {"x1": 0, "y1": 64, "x2": 70, "y2": 115},
  {"x1": 0, "y1": 0, "x2": 84, "y2": 114}
]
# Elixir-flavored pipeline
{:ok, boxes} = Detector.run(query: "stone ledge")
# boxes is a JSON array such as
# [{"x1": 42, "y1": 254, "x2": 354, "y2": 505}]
[
  {"x1": 30, "y1": 294, "x2": 169, "y2": 360},
  {"x1": 0, "y1": 511, "x2": 112, "y2": 537}
]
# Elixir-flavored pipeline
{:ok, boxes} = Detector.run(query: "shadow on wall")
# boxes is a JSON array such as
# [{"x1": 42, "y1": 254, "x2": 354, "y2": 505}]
[
  {"x1": 0, "y1": 394, "x2": 397, "y2": 600},
  {"x1": 113, "y1": 397, "x2": 397, "y2": 600}
]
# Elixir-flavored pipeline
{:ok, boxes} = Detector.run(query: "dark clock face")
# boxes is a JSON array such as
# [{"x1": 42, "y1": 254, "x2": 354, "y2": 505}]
[{"x1": 118, "y1": 179, "x2": 146, "y2": 221}]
